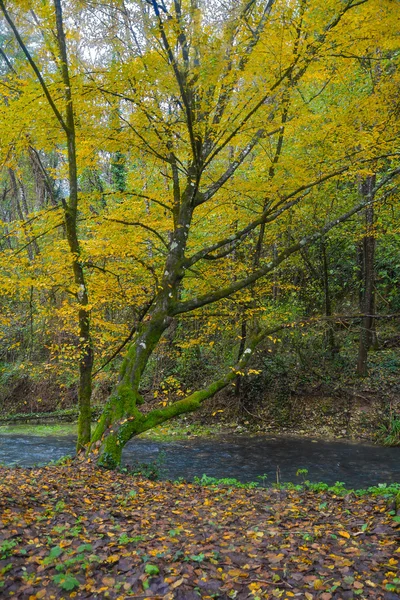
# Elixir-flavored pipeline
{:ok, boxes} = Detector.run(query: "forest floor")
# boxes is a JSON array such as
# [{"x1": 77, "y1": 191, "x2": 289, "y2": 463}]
[{"x1": 0, "y1": 463, "x2": 399, "y2": 600}]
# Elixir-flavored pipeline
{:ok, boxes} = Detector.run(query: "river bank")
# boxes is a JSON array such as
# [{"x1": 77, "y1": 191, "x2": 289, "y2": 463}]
[{"x1": 0, "y1": 413, "x2": 393, "y2": 446}]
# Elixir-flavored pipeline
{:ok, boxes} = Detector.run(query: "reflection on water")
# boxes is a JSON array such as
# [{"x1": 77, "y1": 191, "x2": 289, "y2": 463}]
[{"x1": 0, "y1": 433, "x2": 399, "y2": 488}]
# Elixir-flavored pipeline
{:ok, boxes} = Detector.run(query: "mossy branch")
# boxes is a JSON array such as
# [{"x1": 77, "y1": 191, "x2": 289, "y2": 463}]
[{"x1": 133, "y1": 324, "x2": 282, "y2": 435}]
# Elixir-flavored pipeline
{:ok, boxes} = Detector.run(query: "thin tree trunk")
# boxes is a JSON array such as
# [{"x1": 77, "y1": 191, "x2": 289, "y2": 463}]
[
  {"x1": 9, "y1": 169, "x2": 37, "y2": 260},
  {"x1": 0, "y1": 187, "x2": 13, "y2": 250},
  {"x1": 53, "y1": 0, "x2": 93, "y2": 448},
  {"x1": 28, "y1": 147, "x2": 48, "y2": 208},
  {"x1": 320, "y1": 237, "x2": 336, "y2": 356},
  {"x1": 235, "y1": 319, "x2": 247, "y2": 397},
  {"x1": 0, "y1": 2, "x2": 93, "y2": 443},
  {"x1": 357, "y1": 176, "x2": 376, "y2": 376}
]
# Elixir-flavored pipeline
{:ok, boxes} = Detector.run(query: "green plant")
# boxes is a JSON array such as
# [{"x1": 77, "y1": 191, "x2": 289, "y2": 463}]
[
  {"x1": 0, "y1": 539, "x2": 19, "y2": 559},
  {"x1": 52, "y1": 455, "x2": 73, "y2": 467},
  {"x1": 384, "y1": 569, "x2": 400, "y2": 595},
  {"x1": 0, "y1": 563, "x2": 13, "y2": 576},
  {"x1": 122, "y1": 451, "x2": 166, "y2": 481},
  {"x1": 187, "y1": 553, "x2": 205, "y2": 563},
  {"x1": 117, "y1": 489, "x2": 137, "y2": 506},
  {"x1": 67, "y1": 525, "x2": 82, "y2": 537},
  {"x1": 193, "y1": 474, "x2": 259, "y2": 489},
  {"x1": 377, "y1": 412, "x2": 400, "y2": 446},
  {"x1": 52, "y1": 524, "x2": 68, "y2": 534},
  {"x1": 117, "y1": 533, "x2": 144, "y2": 545},
  {"x1": 52, "y1": 573, "x2": 80, "y2": 591},
  {"x1": 192, "y1": 473, "x2": 400, "y2": 501},
  {"x1": 76, "y1": 544, "x2": 93, "y2": 553},
  {"x1": 257, "y1": 474, "x2": 268, "y2": 487},
  {"x1": 168, "y1": 529, "x2": 181, "y2": 537},
  {"x1": 296, "y1": 468, "x2": 309, "y2": 483},
  {"x1": 43, "y1": 546, "x2": 63, "y2": 565},
  {"x1": 144, "y1": 564, "x2": 159, "y2": 576}
]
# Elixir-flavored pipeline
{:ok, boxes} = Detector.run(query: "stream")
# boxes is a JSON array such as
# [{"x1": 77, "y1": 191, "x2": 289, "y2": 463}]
[{"x1": 0, "y1": 432, "x2": 399, "y2": 488}]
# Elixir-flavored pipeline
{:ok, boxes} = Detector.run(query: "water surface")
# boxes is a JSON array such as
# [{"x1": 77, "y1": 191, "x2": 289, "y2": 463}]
[{"x1": 0, "y1": 432, "x2": 399, "y2": 488}]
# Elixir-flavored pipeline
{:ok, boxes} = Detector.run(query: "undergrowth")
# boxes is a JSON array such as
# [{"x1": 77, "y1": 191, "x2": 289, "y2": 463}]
[
  {"x1": 377, "y1": 412, "x2": 400, "y2": 446},
  {"x1": 192, "y1": 473, "x2": 400, "y2": 502}
]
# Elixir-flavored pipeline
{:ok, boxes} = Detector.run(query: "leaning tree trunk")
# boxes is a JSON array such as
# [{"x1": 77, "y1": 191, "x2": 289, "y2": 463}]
[
  {"x1": 90, "y1": 187, "x2": 195, "y2": 467},
  {"x1": 89, "y1": 312, "x2": 270, "y2": 469},
  {"x1": 90, "y1": 311, "x2": 172, "y2": 468}
]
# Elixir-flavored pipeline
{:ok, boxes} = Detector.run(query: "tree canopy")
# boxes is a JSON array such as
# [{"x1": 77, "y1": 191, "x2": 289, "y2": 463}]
[{"x1": 0, "y1": 0, "x2": 399, "y2": 465}]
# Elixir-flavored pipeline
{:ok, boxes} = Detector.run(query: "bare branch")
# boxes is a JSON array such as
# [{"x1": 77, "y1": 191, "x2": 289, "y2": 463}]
[
  {"x1": 0, "y1": 0, "x2": 67, "y2": 132},
  {"x1": 104, "y1": 217, "x2": 169, "y2": 249}
]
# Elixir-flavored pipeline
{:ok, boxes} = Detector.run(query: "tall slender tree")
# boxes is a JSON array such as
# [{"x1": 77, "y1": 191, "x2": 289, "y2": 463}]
[{"x1": 0, "y1": 0, "x2": 93, "y2": 449}]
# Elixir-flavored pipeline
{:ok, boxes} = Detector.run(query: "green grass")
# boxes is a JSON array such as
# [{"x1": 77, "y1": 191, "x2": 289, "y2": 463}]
[
  {"x1": 137, "y1": 421, "x2": 233, "y2": 441},
  {"x1": 0, "y1": 423, "x2": 80, "y2": 436},
  {"x1": 0, "y1": 420, "x2": 230, "y2": 439}
]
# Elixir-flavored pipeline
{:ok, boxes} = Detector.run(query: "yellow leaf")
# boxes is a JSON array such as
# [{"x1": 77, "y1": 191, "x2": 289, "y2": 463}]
[
  {"x1": 228, "y1": 569, "x2": 246, "y2": 578},
  {"x1": 338, "y1": 530, "x2": 351, "y2": 539},
  {"x1": 314, "y1": 579, "x2": 324, "y2": 590},
  {"x1": 106, "y1": 555, "x2": 120, "y2": 563}
]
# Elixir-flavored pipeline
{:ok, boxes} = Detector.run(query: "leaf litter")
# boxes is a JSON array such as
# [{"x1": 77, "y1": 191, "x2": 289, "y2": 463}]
[{"x1": 0, "y1": 464, "x2": 399, "y2": 599}]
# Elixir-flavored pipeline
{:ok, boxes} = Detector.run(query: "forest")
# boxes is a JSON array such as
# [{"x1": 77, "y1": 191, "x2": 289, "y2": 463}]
[
  {"x1": 0, "y1": 0, "x2": 399, "y2": 461},
  {"x1": 0, "y1": 1, "x2": 400, "y2": 598}
]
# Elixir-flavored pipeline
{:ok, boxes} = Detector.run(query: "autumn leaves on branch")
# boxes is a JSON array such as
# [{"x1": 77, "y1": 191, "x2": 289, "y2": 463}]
[{"x1": 0, "y1": 0, "x2": 399, "y2": 463}]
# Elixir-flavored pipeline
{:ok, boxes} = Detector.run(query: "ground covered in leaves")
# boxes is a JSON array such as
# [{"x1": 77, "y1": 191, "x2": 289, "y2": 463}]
[{"x1": 0, "y1": 465, "x2": 399, "y2": 599}]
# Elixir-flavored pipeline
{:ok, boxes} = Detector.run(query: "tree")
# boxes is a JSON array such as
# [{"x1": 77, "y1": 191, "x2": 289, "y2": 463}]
[
  {"x1": 0, "y1": 0, "x2": 399, "y2": 467},
  {"x1": 88, "y1": 0, "x2": 400, "y2": 466},
  {"x1": 0, "y1": 0, "x2": 93, "y2": 449},
  {"x1": 356, "y1": 177, "x2": 377, "y2": 376}
]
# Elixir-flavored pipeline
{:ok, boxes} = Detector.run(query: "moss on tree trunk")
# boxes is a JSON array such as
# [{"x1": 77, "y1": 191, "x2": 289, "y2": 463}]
[{"x1": 90, "y1": 330, "x2": 266, "y2": 469}]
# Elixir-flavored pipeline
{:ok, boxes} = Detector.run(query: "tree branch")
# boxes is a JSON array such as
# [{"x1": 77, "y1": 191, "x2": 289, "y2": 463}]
[
  {"x1": 196, "y1": 129, "x2": 264, "y2": 206},
  {"x1": 150, "y1": 0, "x2": 199, "y2": 165},
  {"x1": 92, "y1": 299, "x2": 155, "y2": 377},
  {"x1": 104, "y1": 217, "x2": 169, "y2": 249},
  {"x1": 185, "y1": 194, "x2": 308, "y2": 268},
  {"x1": 174, "y1": 183, "x2": 399, "y2": 315},
  {"x1": 0, "y1": 0, "x2": 67, "y2": 132}
]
